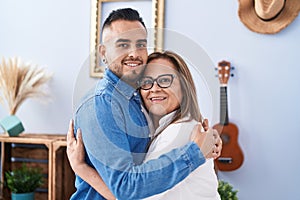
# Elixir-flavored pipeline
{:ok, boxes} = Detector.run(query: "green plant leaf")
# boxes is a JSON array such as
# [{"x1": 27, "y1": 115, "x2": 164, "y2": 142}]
[
  {"x1": 4, "y1": 163, "x2": 44, "y2": 193},
  {"x1": 218, "y1": 180, "x2": 238, "y2": 200}
]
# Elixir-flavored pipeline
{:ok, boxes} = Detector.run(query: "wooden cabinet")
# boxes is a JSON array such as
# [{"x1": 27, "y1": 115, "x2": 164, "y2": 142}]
[{"x1": 0, "y1": 133, "x2": 76, "y2": 200}]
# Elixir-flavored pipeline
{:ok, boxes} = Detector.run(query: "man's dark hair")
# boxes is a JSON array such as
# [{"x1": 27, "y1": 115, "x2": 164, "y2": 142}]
[{"x1": 102, "y1": 8, "x2": 146, "y2": 30}]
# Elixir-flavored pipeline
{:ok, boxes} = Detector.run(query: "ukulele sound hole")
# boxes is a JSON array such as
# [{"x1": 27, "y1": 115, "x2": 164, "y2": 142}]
[{"x1": 221, "y1": 134, "x2": 230, "y2": 144}]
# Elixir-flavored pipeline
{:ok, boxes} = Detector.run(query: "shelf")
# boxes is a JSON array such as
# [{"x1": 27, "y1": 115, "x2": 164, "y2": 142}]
[{"x1": 0, "y1": 133, "x2": 75, "y2": 200}]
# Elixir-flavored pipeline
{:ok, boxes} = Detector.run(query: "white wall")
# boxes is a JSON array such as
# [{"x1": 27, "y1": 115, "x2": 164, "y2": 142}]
[
  {"x1": 1, "y1": 0, "x2": 300, "y2": 199},
  {"x1": 0, "y1": 0, "x2": 91, "y2": 133}
]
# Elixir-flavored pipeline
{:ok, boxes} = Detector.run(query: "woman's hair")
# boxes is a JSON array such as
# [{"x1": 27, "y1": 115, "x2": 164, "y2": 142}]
[{"x1": 146, "y1": 51, "x2": 203, "y2": 141}]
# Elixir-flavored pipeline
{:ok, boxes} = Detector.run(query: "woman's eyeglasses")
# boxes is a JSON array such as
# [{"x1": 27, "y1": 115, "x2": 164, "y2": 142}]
[{"x1": 138, "y1": 74, "x2": 176, "y2": 90}]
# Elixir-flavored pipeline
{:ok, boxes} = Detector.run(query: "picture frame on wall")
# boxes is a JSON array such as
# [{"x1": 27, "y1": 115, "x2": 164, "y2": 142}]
[{"x1": 90, "y1": 0, "x2": 165, "y2": 78}]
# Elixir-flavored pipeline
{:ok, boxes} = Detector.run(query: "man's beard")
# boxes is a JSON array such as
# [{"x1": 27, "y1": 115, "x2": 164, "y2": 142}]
[
  {"x1": 109, "y1": 62, "x2": 145, "y2": 87},
  {"x1": 122, "y1": 69, "x2": 142, "y2": 88}
]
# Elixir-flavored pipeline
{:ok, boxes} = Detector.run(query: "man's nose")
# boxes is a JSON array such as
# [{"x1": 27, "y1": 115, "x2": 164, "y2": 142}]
[{"x1": 128, "y1": 46, "x2": 139, "y2": 58}]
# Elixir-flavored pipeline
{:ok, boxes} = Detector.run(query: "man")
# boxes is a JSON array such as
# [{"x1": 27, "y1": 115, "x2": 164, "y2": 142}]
[{"x1": 70, "y1": 8, "x2": 221, "y2": 200}]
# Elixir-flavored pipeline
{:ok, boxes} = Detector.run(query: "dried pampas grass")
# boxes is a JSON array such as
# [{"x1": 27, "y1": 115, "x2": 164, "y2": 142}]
[{"x1": 0, "y1": 57, "x2": 52, "y2": 115}]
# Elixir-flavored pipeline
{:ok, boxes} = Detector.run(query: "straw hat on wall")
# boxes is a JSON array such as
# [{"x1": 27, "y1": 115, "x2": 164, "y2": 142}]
[{"x1": 238, "y1": 0, "x2": 300, "y2": 34}]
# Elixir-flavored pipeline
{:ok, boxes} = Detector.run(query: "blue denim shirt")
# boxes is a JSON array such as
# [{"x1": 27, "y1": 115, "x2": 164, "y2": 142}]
[{"x1": 71, "y1": 69, "x2": 206, "y2": 200}]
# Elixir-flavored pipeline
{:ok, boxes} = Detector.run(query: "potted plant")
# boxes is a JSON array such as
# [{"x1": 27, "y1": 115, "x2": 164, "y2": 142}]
[
  {"x1": 5, "y1": 163, "x2": 44, "y2": 200},
  {"x1": 218, "y1": 180, "x2": 238, "y2": 200},
  {"x1": 0, "y1": 57, "x2": 52, "y2": 136}
]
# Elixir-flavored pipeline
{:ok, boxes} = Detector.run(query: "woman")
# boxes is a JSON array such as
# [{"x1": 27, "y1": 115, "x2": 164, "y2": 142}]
[{"x1": 67, "y1": 51, "x2": 220, "y2": 199}]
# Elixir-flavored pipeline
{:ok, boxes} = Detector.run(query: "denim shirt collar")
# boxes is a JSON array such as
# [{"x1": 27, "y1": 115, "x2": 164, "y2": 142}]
[{"x1": 104, "y1": 68, "x2": 138, "y2": 100}]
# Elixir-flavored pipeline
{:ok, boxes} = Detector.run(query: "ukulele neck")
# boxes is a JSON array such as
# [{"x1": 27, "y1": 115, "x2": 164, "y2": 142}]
[{"x1": 220, "y1": 86, "x2": 229, "y2": 125}]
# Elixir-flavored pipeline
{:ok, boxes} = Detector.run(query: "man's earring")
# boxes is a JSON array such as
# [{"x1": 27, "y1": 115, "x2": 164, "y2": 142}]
[{"x1": 102, "y1": 58, "x2": 106, "y2": 64}]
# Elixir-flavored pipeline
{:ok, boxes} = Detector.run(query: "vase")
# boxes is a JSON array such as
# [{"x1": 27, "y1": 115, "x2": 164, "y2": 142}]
[{"x1": 11, "y1": 192, "x2": 34, "y2": 200}]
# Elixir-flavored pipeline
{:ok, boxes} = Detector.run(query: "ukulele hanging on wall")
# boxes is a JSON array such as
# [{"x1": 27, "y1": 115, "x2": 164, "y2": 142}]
[{"x1": 213, "y1": 60, "x2": 244, "y2": 171}]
